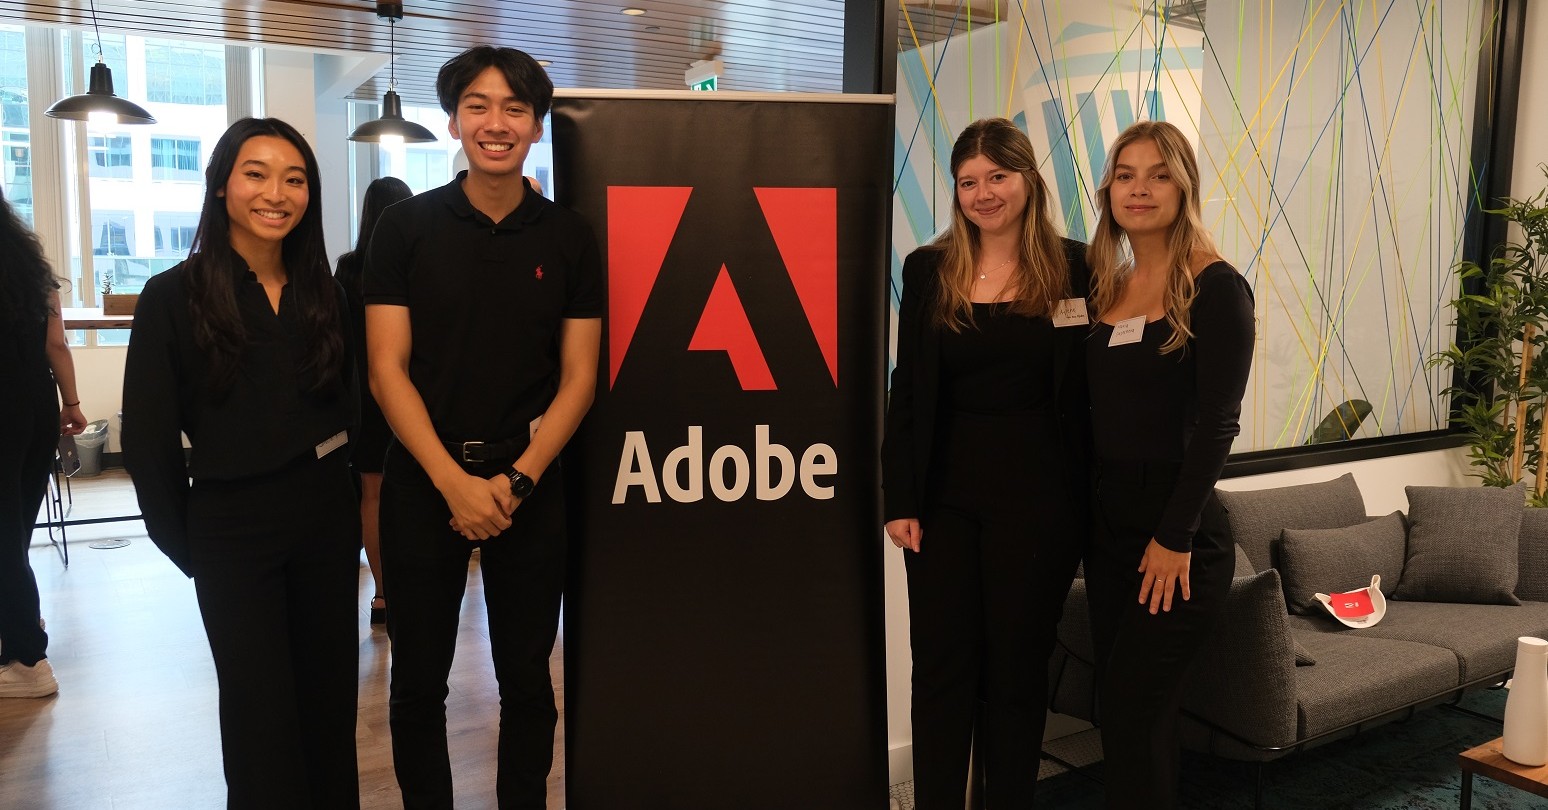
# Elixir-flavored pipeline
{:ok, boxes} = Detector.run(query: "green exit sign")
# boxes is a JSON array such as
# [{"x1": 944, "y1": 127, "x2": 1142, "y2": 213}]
[{"x1": 690, "y1": 76, "x2": 718, "y2": 92}]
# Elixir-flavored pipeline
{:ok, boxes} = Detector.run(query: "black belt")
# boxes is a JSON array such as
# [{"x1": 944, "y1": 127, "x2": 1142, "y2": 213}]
[{"x1": 441, "y1": 437, "x2": 528, "y2": 464}]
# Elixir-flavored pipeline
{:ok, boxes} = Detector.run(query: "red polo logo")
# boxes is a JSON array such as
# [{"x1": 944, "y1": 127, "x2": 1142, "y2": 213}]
[{"x1": 606, "y1": 186, "x2": 838, "y2": 391}]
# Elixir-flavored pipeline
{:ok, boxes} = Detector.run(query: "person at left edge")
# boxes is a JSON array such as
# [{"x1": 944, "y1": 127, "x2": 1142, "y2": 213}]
[
  {"x1": 0, "y1": 187, "x2": 87, "y2": 700},
  {"x1": 881, "y1": 117, "x2": 1092, "y2": 809},
  {"x1": 122, "y1": 117, "x2": 361, "y2": 809}
]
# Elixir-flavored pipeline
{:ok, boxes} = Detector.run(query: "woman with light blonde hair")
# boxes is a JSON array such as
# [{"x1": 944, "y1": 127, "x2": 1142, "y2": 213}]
[
  {"x1": 882, "y1": 117, "x2": 1091, "y2": 808},
  {"x1": 1083, "y1": 119, "x2": 1255, "y2": 807}
]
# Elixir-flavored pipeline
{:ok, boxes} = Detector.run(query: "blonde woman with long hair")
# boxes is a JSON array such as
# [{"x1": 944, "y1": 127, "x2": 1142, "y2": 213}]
[
  {"x1": 882, "y1": 118, "x2": 1091, "y2": 808},
  {"x1": 1083, "y1": 120, "x2": 1254, "y2": 807}
]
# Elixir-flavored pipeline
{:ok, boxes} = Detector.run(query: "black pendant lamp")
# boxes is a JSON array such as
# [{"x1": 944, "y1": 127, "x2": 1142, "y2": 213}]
[
  {"x1": 45, "y1": 0, "x2": 156, "y2": 125},
  {"x1": 349, "y1": 1, "x2": 436, "y2": 144}
]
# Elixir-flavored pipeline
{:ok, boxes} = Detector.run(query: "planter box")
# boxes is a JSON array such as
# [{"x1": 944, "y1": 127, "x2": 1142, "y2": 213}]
[{"x1": 102, "y1": 293, "x2": 138, "y2": 316}]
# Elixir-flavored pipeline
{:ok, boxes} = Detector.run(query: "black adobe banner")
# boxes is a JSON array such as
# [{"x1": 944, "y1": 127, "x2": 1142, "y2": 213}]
[{"x1": 553, "y1": 95, "x2": 891, "y2": 809}]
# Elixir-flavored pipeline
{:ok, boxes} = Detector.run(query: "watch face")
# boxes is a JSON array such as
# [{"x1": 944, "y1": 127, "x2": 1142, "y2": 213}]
[{"x1": 509, "y1": 471, "x2": 535, "y2": 498}]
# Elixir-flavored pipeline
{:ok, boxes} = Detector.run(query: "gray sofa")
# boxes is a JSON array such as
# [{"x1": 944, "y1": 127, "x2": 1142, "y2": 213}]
[{"x1": 1048, "y1": 474, "x2": 1548, "y2": 770}]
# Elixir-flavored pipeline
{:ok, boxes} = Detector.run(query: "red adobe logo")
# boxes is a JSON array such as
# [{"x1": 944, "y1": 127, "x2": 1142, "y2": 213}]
[{"x1": 606, "y1": 186, "x2": 838, "y2": 391}]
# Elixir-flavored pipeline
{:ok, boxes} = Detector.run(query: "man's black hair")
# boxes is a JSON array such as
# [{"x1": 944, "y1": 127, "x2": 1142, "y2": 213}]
[{"x1": 436, "y1": 46, "x2": 554, "y2": 120}]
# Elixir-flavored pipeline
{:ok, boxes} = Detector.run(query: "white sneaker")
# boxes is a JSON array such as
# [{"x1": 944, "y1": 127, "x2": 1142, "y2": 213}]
[{"x1": 0, "y1": 659, "x2": 59, "y2": 698}]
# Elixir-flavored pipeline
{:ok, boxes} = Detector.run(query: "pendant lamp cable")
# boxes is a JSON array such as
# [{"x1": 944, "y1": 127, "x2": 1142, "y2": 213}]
[
  {"x1": 89, "y1": 0, "x2": 104, "y2": 60},
  {"x1": 388, "y1": 14, "x2": 397, "y2": 91}
]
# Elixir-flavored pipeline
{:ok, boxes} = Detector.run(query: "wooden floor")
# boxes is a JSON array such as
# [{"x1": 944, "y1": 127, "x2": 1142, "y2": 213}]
[{"x1": 1, "y1": 469, "x2": 566, "y2": 809}]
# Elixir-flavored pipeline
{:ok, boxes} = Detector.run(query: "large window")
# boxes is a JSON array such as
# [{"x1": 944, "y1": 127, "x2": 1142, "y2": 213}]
[
  {"x1": 0, "y1": 23, "x2": 239, "y2": 348},
  {"x1": 150, "y1": 136, "x2": 201, "y2": 181},
  {"x1": 69, "y1": 32, "x2": 227, "y2": 311}
]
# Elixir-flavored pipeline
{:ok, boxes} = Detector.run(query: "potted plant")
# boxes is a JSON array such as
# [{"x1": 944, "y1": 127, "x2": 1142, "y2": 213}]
[
  {"x1": 100, "y1": 270, "x2": 138, "y2": 316},
  {"x1": 1434, "y1": 164, "x2": 1548, "y2": 501}
]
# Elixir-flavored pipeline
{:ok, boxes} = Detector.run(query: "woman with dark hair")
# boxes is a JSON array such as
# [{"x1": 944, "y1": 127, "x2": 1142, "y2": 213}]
[
  {"x1": 1084, "y1": 120, "x2": 1254, "y2": 807},
  {"x1": 0, "y1": 190, "x2": 86, "y2": 699},
  {"x1": 123, "y1": 117, "x2": 361, "y2": 808},
  {"x1": 881, "y1": 117, "x2": 1090, "y2": 808},
  {"x1": 337, "y1": 176, "x2": 411, "y2": 626}
]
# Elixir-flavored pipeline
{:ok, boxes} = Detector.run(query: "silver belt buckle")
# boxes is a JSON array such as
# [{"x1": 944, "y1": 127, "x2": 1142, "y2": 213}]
[{"x1": 460, "y1": 441, "x2": 484, "y2": 463}]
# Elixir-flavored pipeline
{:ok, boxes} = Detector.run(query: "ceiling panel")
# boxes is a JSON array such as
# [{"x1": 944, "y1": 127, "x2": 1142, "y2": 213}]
[{"x1": 0, "y1": 0, "x2": 986, "y2": 105}]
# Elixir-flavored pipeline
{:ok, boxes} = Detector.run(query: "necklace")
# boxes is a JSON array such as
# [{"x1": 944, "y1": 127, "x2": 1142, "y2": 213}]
[{"x1": 978, "y1": 258, "x2": 1015, "y2": 280}]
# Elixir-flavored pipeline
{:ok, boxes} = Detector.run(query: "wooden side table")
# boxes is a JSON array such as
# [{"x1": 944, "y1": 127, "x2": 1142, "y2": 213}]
[{"x1": 1458, "y1": 737, "x2": 1548, "y2": 809}]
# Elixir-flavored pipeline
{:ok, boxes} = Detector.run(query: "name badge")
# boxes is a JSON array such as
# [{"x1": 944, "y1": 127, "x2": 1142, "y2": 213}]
[
  {"x1": 1052, "y1": 298, "x2": 1089, "y2": 328},
  {"x1": 530, "y1": 415, "x2": 544, "y2": 440},
  {"x1": 1108, "y1": 316, "x2": 1146, "y2": 347},
  {"x1": 315, "y1": 430, "x2": 348, "y2": 459}
]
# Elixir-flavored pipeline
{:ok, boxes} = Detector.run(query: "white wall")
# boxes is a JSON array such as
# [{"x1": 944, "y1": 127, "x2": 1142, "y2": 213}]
[
  {"x1": 1216, "y1": 447, "x2": 1473, "y2": 512},
  {"x1": 73, "y1": 346, "x2": 127, "y2": 452}
]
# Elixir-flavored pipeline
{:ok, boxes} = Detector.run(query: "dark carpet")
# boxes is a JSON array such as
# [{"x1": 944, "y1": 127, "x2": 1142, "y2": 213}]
[{"x1": 1034, "y1": 688, "x2": 1548, "y2": 809}]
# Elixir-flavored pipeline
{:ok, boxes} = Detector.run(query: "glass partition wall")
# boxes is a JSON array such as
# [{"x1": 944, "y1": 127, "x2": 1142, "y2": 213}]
[{"x1": 892, "y1": 1, "x2": 1495, "y2": 454}]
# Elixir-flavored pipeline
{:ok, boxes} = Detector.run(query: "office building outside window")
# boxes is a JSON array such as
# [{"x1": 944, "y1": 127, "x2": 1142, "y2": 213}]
[
  {"x1": 88, "y1": 134, "x2": 134, "y2": 179},
  {"x1": 0, "y1": 24, "x2": 29, "y2": 228},
  {"x1": 150, "y1": 136, "x2": 201, "y2": 181}
]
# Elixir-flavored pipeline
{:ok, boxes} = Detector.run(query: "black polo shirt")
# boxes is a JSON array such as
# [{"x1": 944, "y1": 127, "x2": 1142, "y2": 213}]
[{"x1": 364, "y1": 173, "x2": 603, "y2": 442}]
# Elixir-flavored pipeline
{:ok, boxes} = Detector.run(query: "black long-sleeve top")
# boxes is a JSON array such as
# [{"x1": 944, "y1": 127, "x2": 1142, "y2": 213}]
[
  {"x1": 881, "y1": 239, "x2": 1092, "y2": 522},
  {"x1": 334, "y1": 250, "x2": 390, "y2": 459},
  {"x1": 1086, "y1": 261, "x2": 1255, "y2": 552},
  {"x1": 122, "y1": 256, "x2": 356, "y2": 575}
]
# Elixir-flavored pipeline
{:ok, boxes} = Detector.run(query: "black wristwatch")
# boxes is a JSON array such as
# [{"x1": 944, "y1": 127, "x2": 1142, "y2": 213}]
[{"x1": 506, "y1": 469, "x2": 536, "y2": 499}]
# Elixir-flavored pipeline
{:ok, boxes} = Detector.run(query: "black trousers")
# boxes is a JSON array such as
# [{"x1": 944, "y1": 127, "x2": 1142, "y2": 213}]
[
  {"x1": 0, "y1": 381, "x2": 55, "y2": 667},
  {"x1": 187, "y1": 451, "x2": 361, "y2": 810},
  {"x1": 380, "y1": 442, "x2": 566, "y2": 810},
  {"x1": 1085, "y1": 459, "x2": 1232, "y2": 810},
  {"x1": 906, "y1": 410, "x2": 1083, "y2": 810}
]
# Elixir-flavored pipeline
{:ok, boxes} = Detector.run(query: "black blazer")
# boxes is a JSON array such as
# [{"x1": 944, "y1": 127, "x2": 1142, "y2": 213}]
[{"x1": 880, "y1": 238, "x2": 1092, "y2": 522}]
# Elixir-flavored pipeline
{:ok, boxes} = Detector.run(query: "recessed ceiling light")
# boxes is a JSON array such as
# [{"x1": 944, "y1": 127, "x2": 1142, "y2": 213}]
[
  {"x1": 621, "y1": 7, "x2": 647, "y2": 15},
  {"x1": 537, "y1": 60, "x2": 552, "y2": 67}
]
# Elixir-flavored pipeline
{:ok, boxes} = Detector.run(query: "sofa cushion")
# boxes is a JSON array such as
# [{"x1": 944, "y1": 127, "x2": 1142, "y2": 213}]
[
  {"x1": 1285, "y1": 616, "x2": 1460, "y2": 738},
  {"x1": 1326, "y1": 600, "x2": 1548, "y2": 682},
  {"x1": 1216, "y1": 474, "x2": 1367, "y2": 573},
  {"x1": 1393, "y1": 484, "x2": 1524, "y2": 605},
  {"x1": 1279, "y1": 511, "x2": 1407, "y2": 615},
  {"x1": 1181, "y1": 569, "x2": 1299, "y2": 749},
  {"x1": 1519, "y1": 507, "x2": 1548, "y2": 602}
]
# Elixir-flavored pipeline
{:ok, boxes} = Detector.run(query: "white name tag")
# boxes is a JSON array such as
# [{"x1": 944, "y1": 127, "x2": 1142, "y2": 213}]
[
  {"x1": 1108, "y1": 316, "x2": 1146, "y2": 347},
  {"x1": 315, "y1": 430, "x2": 348, "y2": 459},
  {"x1": 530, "y1": 415, "x2": 544, "y2": 439},
  {"x1": 1052, "y1": 298, "x2": 1089, "y2": 327}
]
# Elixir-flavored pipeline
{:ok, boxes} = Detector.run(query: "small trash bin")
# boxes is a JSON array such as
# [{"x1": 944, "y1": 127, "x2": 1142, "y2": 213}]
[{"x1": 75, "y1": 419, "x2": 109, "y2": 476}]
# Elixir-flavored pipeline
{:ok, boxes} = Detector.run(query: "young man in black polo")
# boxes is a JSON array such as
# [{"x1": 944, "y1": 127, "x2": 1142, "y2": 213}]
[{"x1": 364, "y1": 46, "x2": 601, "y2": 809}]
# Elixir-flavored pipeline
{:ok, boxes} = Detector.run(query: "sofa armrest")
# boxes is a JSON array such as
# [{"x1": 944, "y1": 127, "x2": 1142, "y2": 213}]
[{"x1": 1181, "y1": 569, "x2": 1300, "y2": 749}]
